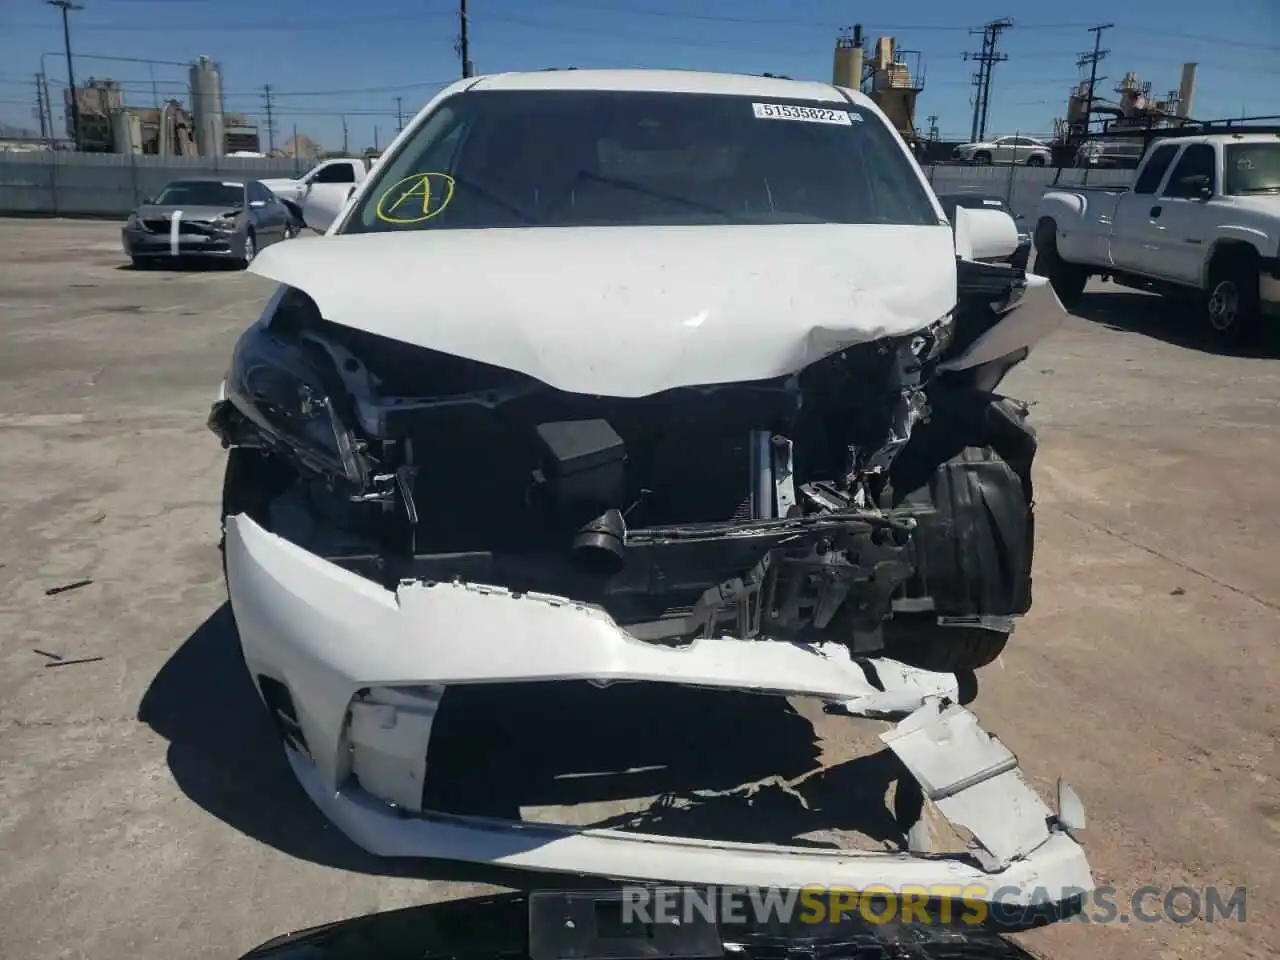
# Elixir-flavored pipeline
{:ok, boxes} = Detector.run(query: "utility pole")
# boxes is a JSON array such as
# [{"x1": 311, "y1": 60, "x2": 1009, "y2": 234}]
[
  {"x1": 262, "y1": 84, "x2": 276, "y2": 154},
  {"x1": 457, "y1": 0, "x2": 473, "y2": 78},
  {"x1": 373, "y1": 126, "x2": 379, "y2": 152},
  {"x1": 926, "y1": 114, "x2": 939, "y2": 141},
  {"x1": 341, "y1": 114, "x2": 349, "y2": 154},
  {"x1": 40, "y1": 72, "x2": 54, "y2": 142},
  {"x1": 964, "y1": 17, "x2": 1013, "y2": 143},
  {"x1": 395, "y1": 96, "x2": 404, "y2": 132},
  {"x1": 1076, "y1": 24, "x2": 1113, "y2": 138},
  {"x1": 46, "y1": 0, "x2": 84, "y2": 149},
  {"x1": 35, "y1": 74, "x2": 49, "y2": 143}
]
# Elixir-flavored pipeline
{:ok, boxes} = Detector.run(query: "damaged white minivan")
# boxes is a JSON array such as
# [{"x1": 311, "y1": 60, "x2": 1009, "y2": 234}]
[{"x1": 210, "y1": 70, "x2": 1092, "y2": 907}]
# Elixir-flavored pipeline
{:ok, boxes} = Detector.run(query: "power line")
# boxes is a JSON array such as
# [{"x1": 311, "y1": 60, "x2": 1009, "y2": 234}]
[
  {"x1": 964, "y1": 17, "x2": 1013, "y2": 143},
  {"x1": 1076, "y1": 23, "x2": 1113, "y2": 136}
]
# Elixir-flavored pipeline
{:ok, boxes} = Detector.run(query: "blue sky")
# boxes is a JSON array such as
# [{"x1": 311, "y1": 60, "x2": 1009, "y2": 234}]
[{"x1": 1, "y1": 0, "x2": 1276, "y2": 150}]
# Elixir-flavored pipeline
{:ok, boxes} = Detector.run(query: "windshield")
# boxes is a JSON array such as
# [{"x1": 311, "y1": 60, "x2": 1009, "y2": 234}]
[
  {"x1": 345, "y1": 89, "x2": 937, "y2": 232},
  {"x1": 1224, "y1": 143, "x2": 1280, "y2": 195},
  {"x1": 153, "y1": 181, "x2": 245, "y2": 207}
]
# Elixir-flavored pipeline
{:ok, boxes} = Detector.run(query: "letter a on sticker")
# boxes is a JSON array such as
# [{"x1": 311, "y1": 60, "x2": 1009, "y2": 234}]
[{"x1": 388, "y1": 176, "x2": 432, "y2": 217}]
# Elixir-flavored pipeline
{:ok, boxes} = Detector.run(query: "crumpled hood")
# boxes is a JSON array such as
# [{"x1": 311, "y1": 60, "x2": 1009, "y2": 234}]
[
  {"x1": 250, "y1": 224, "x2": 957, "y2": 398},
  {"x1": 133, "y1": 204, "x2": 239, "y2": 222}
]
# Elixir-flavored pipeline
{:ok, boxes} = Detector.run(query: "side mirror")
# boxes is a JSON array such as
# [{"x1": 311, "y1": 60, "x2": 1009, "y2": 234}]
[
  {"x1": 302, "y1": 183, "x2": 357, "y2": 234},
  {"x1": 952, "y1": 205, "x2": 1019, "y2": 262}
]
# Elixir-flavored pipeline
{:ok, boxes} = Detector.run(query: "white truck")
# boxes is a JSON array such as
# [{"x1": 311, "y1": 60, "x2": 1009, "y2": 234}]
[
  {"x1": 259, "y1": 157, "x2": 376, "y2": 228},
  {"x1": 1035, "y1": 129, "x2": 1280, "y2": 340}
]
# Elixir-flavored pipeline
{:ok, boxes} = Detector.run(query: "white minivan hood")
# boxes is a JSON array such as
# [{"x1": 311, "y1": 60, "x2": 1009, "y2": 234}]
[{"x1": 250, "y1": 224, "x2": 956, "y2": 398}]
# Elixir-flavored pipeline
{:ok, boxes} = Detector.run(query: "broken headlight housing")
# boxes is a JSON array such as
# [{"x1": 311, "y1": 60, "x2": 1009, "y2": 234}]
[{"x1": 219, "y1": 312, "x2": 368, "y2": 488}]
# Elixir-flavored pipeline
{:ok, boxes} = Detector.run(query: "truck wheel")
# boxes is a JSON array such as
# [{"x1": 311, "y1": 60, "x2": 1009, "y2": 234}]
[
  {"x1": 1204, "y1": 254, "x2": 1260, "y2": 341},
  {"x1": 883, "y1": 618, "x2": 1009, "y2": 672},
  {"x1": 1036, "y1": 241, "x2": 1088, "y2": 306}
]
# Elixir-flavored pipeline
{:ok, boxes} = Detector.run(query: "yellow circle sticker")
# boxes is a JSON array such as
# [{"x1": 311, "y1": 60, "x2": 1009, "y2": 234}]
[{"x1": 375, "y1": 172, "x2": 456, "y2": 224}]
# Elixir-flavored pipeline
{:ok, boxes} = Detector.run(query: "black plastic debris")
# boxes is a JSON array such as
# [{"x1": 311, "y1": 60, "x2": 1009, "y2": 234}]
[{"x1": 45, "y1": 579, "x2": 93, "y2": 597}]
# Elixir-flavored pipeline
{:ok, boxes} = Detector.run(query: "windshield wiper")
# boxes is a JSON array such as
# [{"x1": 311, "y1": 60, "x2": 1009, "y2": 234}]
[
  {"x1": 448, "y1": 174, "x2": 539, "y2": 224},
  {"x1": 555, "y1": 169, "x2": 736, "y2": 219}
]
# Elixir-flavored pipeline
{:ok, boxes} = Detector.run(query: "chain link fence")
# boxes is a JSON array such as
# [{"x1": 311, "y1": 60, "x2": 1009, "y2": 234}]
[
  {"x1": 0, "y1": 151, "x2": 1135, "y2": 220},
  {"x1": 0, "y1": 151, "x2": 309, "y2": 217}
]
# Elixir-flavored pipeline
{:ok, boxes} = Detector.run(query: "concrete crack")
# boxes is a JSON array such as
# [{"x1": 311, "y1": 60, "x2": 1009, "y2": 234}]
[{"x1": 1049, "y1": 505, "x2": 1279, "y2": 613}]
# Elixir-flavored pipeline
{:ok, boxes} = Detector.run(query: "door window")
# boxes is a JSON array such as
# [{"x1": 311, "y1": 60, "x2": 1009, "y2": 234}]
[
  {"x1": 1162, "y1": 144, "x2": 1216, "y2": 198},
  {"x1": 1133, "y1": 144, "x2": 1178, "y2": 194},
  {"x1": 313, "y1": 163, "x2": 357, "y2": 184}
]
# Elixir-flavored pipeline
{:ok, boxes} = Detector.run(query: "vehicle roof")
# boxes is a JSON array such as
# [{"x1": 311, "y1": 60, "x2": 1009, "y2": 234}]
[
  {"x1": 466, "y1": 68, "x2": 873, "y2": 108},
  {"x1": 1149, "y1": 132, "x2": 1280, "y2": 148},
  {"x1": 164, "y1": 176, "x2": 249, "y2": 184},
  {"x1": 936, "y1": 192, "x2": 1007, "y2": 205}
]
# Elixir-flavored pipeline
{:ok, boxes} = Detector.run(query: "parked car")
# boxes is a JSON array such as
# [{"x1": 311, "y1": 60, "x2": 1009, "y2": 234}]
[
  {"x1": 259, "y1": 158, "x2": 375, "y2": 229},
  {"x1": 1074, "y1": 137, "x2": 1144, "y2": 169},
  {"x1": 953, "y1": 135, "x2": 1051, "y2": 166},
  {"x1": 937, "y1": 193, "x2": 1031, "y2": 269},
  {"x1": 122, "y1": 177, "x2": 296, "y2": 268},
  {"x1": 1037, "y1": 130, "x2": 1280, "y2": 339},
  {"x1": 208, "y1": 69, "x2": 1087, "y2": 900}
]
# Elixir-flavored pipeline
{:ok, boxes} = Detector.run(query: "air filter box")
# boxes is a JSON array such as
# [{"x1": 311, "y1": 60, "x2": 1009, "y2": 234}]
[{"x1": 534, "y1": 419, "x2": 626, "y2": 508}]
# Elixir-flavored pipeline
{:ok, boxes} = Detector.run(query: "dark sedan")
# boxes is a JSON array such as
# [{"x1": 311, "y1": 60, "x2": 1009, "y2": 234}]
[
  {"x1": 936, "y1": 192, "x2": 1032, "y2": 270},
  {"x1": 122, "y1": 177, "x2": 297, "y2": 268}
]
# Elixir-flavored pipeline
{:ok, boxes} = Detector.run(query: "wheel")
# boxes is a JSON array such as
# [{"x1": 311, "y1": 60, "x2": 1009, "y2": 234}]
[
  {"x1": 283, "y1": 220, "x2": 298, "y2": 240},
  {"x1": 1204, "y1": 255, "x2": 1260, "y2": 341},
  {"x1": 973, "y1": 151, "x2": 992, "y2": 165},
  {"x1": 130, "y1": 256, "x2": 150, "y2": 270},
  {"x1": 241, "y1": 230, "x2": 256, "y2": 267},
  {"x1": 1026, "y1": 154, "x2": 1046, "y2": 167},
  {"x1": 1034, "y1": 226, "x2": 1088, "y2": 306},
  {"x1": 883, "y1": 619, "x2": 1010, "y2": 672}
]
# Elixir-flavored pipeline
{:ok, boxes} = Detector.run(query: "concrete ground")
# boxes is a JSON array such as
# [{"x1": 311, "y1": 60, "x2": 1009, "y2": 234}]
[{"x1": 0, "y1": 218, "x2": 1276, "y2": 960}]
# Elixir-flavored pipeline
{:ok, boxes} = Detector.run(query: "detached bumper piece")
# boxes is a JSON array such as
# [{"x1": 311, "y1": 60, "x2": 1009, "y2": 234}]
[{"x1": 227, "y1": 513, "x2": 1092, "y2": 907}]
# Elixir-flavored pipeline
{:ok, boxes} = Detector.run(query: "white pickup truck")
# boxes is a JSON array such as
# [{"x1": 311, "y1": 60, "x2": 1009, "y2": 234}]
[
  {"x1": 1035, "y1": 131, "x2": 1280, "y2": 339},
  {"x1": 260, "y1": 157, "x2": 376, "y2": 227}
]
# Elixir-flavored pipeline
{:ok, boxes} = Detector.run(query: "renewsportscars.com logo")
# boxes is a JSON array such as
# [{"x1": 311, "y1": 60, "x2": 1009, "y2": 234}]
[{"x1": 618, "y1": 885, "x2": 1248, "y2": 928}]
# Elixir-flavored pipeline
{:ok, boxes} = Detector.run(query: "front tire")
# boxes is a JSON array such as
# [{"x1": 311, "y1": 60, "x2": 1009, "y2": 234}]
[
  {"x1": 884, "y1": 619, "x2": 1010, "y2": 672},
  {"x1": 1026, "y1": 154, "x2": 1046, "y2": 167},
  {"x1": 240, "y1": 230, "x2": 256, "y2": 268},
  {"x1": 1034, "y1": 223, "x2": 1088, "y2": 306},
  {"x1": 973, "y1": 151, "x2": 992, "y2": 165}
]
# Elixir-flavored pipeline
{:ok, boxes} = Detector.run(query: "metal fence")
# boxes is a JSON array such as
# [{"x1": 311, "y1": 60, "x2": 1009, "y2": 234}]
[
  {"x1": 923, "y1": 163, "x2": 1134, "y2": 221},
  {"x1": 0, "y1": 150, "x2": 1136, "y2": 220},
  {"x1": 0, "y1": 151, "x2": 308, "y2": 217}
]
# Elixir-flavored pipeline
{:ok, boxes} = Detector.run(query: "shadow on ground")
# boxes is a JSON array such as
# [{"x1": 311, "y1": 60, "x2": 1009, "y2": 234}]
[
  {"x1": 237, "y1": 891, "x2": 1043, "y2": 960},
  {"x1": 139, "y1": 604, "x2": 915, "y2": 881},
  {"x1": 1069, "y1": 289, "x2": 1279, "y2": 358},
  {"x1": 116, "y1": 258, "x2": 245, "y2": 273}
]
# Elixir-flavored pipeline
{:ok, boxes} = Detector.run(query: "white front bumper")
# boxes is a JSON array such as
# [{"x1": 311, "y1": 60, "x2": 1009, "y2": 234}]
[{"x1": 226, "y1": 513, "x2": 1093, "y2": 902}]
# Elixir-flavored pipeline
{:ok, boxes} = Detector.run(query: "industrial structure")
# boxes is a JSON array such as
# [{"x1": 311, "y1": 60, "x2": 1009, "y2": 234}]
[
  {"x1": 832, "y1": 25, "x2": 926, "y2": 146},
  {"x1": 48, "y1": 54, "x2": 263, "y2": 156},
  {"x1": 1059, "y1": 61, "x2": 1198, "y2": 140}
]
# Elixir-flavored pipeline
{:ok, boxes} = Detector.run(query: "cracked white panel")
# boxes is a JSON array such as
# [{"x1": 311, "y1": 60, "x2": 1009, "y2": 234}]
[
  {"x1": 348, "y1": 685, "x2": 444, "y2": 811},
  {"x1": 881, "y1": 701, "x2": 1053, "y2": 870}
]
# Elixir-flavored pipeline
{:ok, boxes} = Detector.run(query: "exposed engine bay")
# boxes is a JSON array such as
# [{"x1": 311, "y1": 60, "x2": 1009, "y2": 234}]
[{"x1": 210, "y1": 257, "x2": 1045, "y2": 669}]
